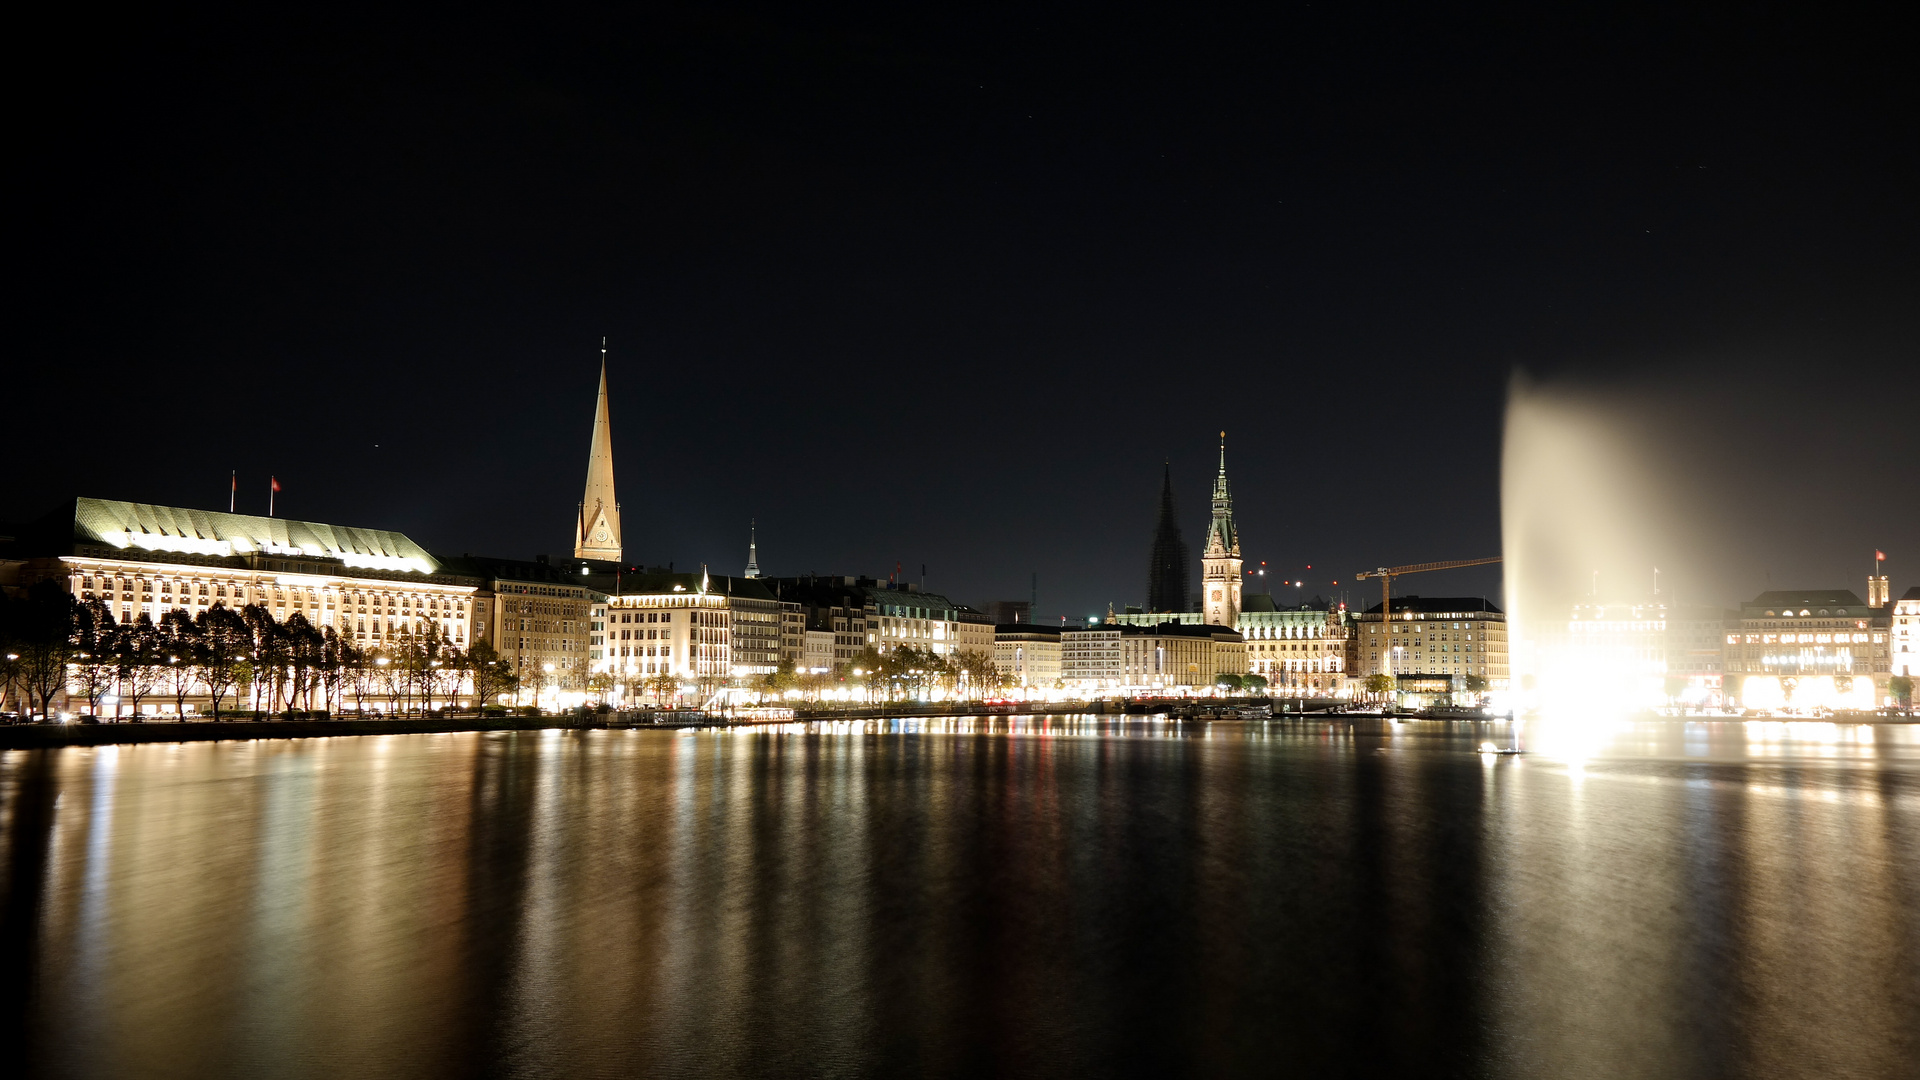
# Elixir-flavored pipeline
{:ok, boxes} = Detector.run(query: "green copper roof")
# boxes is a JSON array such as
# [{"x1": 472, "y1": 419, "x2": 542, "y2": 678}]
[{"x1": 70, "y1": 497, "x2": 440, "y2": 574}]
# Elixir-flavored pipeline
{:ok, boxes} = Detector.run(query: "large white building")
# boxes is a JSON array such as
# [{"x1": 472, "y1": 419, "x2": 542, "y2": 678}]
[
  {"x1": 1352, "y1": 596, "x2": 1509, "y2": 688},
  {"x1": 1895, "y1": 586, "x2": 1919, "y2": 679},
  {"x1": 21, "y1": 498, "x2": 477, "y2": 649}
]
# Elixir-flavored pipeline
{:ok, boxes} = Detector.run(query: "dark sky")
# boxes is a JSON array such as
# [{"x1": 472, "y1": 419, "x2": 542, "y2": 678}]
[{"x1": 13, "y1": 5, "x2": 1917, "y2": 618}]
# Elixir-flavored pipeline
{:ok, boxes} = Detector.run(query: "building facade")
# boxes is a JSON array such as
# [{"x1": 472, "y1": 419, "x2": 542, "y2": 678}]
[
  {"x1": 1111, "y1": 594, "x2": 1350, "y2": 693},
  {"x1": 1117, "y1": 623, "x2": 1246, "y2": 690},
  {"x1": 1894, "y1": 586, "x2": 1919, "y2": 679},
  {"x1": 803, "y1": 629, "x2": 837, "y2": 673},
  {"x1": 441, "y1": 554, "x2": 600, "y2": 692},
  {"x1": 1352, "y1": 596, "x2": 1509, "y2": 687},
  {"x1": 776, "y1": 577, "x2": 873, "y2": 670},
  {"x1": 1061, "y1": 627, "x2": 1123, "y2": 691},
  {"x1": 592, "y1": 571, "x2": 736, "y2": 697},
  {"x1": 20, "y1": 498, "x2": 479, "y2": 648},
  {"x1": 994, "y1": 624, "x2": 1063, "y2": 690},
  {"x1": 9, "y1": 498, "x2": 484, "y2": 714},
  {"x1": 1722, "y1": 588, "x2": 1892, "y2": 709}
]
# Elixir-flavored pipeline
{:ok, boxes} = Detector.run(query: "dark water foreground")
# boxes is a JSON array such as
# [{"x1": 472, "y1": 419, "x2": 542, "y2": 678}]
[{"x1": 2, "y1": 718, "x2": 1915, "y2": 1079}]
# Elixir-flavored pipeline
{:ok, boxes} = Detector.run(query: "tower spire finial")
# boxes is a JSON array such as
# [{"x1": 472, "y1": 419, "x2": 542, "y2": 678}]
[
  {"x1": 1202, "y1": 428, "x2": 1242, "y2": 626},
  {"x1": 745, "y1": 519, "x2": 760, "y2": 578},
  {"x1": 573, "y1": 339, "x2": 622, "y2": 562}
]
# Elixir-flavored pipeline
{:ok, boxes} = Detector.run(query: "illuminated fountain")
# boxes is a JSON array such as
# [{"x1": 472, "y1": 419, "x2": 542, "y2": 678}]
[{"x1": 1500, "y1": 375, "x2": 1682, "y2": 721}]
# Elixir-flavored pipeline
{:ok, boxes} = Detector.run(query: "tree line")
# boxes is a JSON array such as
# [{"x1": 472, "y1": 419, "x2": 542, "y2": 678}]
[
  {"x1": 0, "y1": 580, "x2": 519, "y2": 721},
  {"x1": 750, "y1": 644, "x2": 1004, "y2": 702}
]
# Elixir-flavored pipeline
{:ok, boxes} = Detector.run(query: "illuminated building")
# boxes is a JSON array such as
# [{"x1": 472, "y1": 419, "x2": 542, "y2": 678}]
[
  {"x1": 439, "y1": 554, "x2": 599, "y2": 691},
  {"x1": 1352, "y1": 597, "x2": 1509, "y2": 688},
  {"x1": 1723, "y1": 589, "x2": 1893, "y2": 709},
  {"x1": 1232, "y1": 596, "x2": 1346, "y2": 692},
  {"x1": 1113, "y1": 596, "x2": 1350, "y2": 693},
  {"x1": 766, "y1": 576, "x2": 992, "y2": 660},
  {"x1": 803, "y1": 629, "x2": 836, "y2": 673},
  {"x1": 1200, "y1": 433, "x2": 1242, "y2": 627},
  {"x1": 1894, "y1": 586, "x2": 1919, "y2": 678},
  {"x1": 994, "y1": 624, "x2": 1063, "y2": 690},
  {"x1": 1115, "y1": 623, "x2": 1246, "y2": 690},
  {"x1": 1061, "y1": 626, "x2": 1123, "y2": 690},
  {"x1": 592, "y1": 570, "x2": 737, "y2": 693},
  {"x1": 719, "y1": 575, "x2": 790, "y2": 677},
  {"x1": 19, "y1": 498, "x2": 476, "y2": 643},
  {"x1": 573, "y1": 345, "x2": 623, "y2": 562},
  {"x1": 9, "y1": 498, "x2": 479, "y2": 713},
  {"x1": 1060, "y1": 622, "x2": 1245, "y2": 692},
  {"x1": 777, "y1": 579, "x2": 871, "y2": 668}
]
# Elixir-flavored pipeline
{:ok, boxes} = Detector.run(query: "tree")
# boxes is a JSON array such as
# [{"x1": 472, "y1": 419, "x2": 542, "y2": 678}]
[
  {"x1": 71, "y1": 597, "x2": 118, "y2": 717},
  {"x1": 645, "y1": 672, "x2": 679, "y2": 706},
  {"x1": 283, "y1": 613, "x2": 323, "y2": 713},
  {"x1": 1242, "y1": 673, "x2": 1269, "y2": 693},
  {"x1": 952, "y1": 650, "x2": 1001, "y2": 699},
  {"x1": 240, "y1": 604, "x2": 286, "y2": 712},
  {"x1": 196, "y1": 604, "x2": 252, "y2": 720},
  {"x1": 1462, "y1": 673, "x2": 1489, "y2": 696},
  {"x1": 1213, "y1": 672, "x2": 1243, "y2": 693},
  {"x1": 1363, "y1": 673, "x2": 1396, "y2": 698},
  {"x1": 1891, "y1": 675, "x2": 1914, "y2": 708},
  {"x1": 15, "y1": 581, "x2": 77, "y2": 719},
  {"x1": 157, "y1": 608, "x2": 202, "y2": 719},
  {"x1": 432, "y1": 642, "x2": 468, "y2": 710},
  {"x1": 115, "y1": 613, "x2": 164, "y2": 720},
  {"x1": 318, "y1": 627, "x2": 357, "y2": 713},
  {"x1": 467, "y1": 641, "x2": 518, "y2": 706},
  {"x1": 761, "y1": 658, "x2": 799, "y2": 699}
]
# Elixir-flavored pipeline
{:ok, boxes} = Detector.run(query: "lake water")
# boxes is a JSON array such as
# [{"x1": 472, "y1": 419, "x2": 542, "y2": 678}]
[{"x1": 3, "y1": 718, "x2": 1917, "y2": 1079}]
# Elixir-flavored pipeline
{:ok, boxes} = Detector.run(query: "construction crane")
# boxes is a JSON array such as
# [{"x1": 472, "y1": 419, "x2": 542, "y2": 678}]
[{"x1": 1354, "y1": 558, "x2": 1503, "y2": 674}]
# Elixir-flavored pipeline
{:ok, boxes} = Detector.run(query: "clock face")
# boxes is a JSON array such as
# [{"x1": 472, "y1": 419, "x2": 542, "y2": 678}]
[
  {"x1": 1211, "y1": 590, "x2": 1223, "y2": 602},
  {"x1": 595, "y1": 530, "x2": 608, "y2": 543}
]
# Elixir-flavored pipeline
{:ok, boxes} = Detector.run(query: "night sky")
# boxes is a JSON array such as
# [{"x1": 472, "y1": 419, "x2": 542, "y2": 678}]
[{"x1": 13, "y1": 6, "x2": 1917, "y2": 619}]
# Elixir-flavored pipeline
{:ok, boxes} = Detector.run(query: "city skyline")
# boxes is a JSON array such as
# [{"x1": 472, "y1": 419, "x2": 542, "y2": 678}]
[{"x1": 10, "y1": 7, "x2": 1916, "y2": 620}]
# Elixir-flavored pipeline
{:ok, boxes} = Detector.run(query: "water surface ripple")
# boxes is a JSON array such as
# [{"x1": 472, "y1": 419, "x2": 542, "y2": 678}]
[{"x1": 3, "y1": 718, "x2": 1916, "y2": 1079}]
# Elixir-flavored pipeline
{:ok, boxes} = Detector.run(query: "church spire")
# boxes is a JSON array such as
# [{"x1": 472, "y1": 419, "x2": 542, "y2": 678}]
[
  {"x1": 1201, "y1": 431, "x2": 1242, "y2": 626},
  {"x1": 573, "y1": 338, "x2": 622, "y2": 562},
  {"x1": 1205, "y1": 431, "x2": 1238, "y2": 558},
  {"x1": 1146, "y1": 461, "x2": 1191, "y2": 613},
  {"x1": 744, "y1": 520, "x2": 760, "y2": 578}
]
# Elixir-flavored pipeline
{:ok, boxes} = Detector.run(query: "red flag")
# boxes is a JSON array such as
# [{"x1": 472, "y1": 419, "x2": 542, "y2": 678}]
[
  {"x1": 271, "y1": 476, "x2": 281, "y2": 492},
  {"x1": 230, "y1": 473, "x2": 237, "y2": 492},
  {"x1": 1877, "y1": 550, "x2": 1886, "y2": 561}
]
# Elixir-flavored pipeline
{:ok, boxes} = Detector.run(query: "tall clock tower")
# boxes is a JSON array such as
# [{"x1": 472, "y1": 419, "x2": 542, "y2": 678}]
[
  {"x1": 1201, "y1": 431, "x2": 1241, "y2": 627},
  {"x1": 573, "y1": 341, "x2": 623, "y2": 562}
]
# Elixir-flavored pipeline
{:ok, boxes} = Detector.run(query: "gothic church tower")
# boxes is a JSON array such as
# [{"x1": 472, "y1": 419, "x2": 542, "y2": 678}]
[
  {"x1": 573, "y1": 340, "x2": 622, "y2": 562},
  {"x1": 1201, "y1": 432, "x2": 1242, "y2": 626},
  {"x1": 1146, "y1": 463, "x2": 1191, "y2": 613}
]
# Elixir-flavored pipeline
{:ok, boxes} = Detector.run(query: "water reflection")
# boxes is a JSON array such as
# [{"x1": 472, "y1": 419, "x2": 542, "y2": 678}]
[{"x1": 2, "y1": 720, "x2": 1915, "y2": 1079}]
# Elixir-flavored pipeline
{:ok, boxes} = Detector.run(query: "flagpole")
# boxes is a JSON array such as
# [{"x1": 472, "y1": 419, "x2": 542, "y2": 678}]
[
  {"x1": 270, "y1": 478, "x2": 275, "y2": 518},
  {"x1": 230, "y1": 471, "x2": 236, "y2": 513}
]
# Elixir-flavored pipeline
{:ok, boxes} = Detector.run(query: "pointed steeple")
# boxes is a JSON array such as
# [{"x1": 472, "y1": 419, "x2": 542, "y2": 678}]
[
  {"x1": 1201, "y1": 431, "x2": 1242, "y2": 626},
  {"x1": 1146, "y1": 461, "x2": 1191, "y2": 613},
  {"x1": 1204, "y1": 431, "x2": 1238, "y2": 558},
  {"x1": 744, "y1": 520, "x2": 760, "y2": 578},
  {"x1": 573, "y1": 339, "x2": 622, "y2": 561}
]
